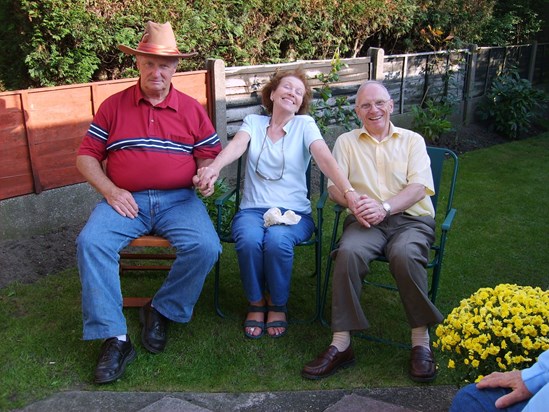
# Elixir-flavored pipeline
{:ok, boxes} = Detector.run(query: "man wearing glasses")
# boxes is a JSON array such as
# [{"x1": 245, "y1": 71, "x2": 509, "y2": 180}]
[{"x1": 302, "y1": 80, "x2": 443, "y2": 383}]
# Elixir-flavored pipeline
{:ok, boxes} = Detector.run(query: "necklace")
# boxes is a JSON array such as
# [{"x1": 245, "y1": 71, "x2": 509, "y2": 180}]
[{"x1": 254, "y1": 123, "x2": 285, "y2": 181}]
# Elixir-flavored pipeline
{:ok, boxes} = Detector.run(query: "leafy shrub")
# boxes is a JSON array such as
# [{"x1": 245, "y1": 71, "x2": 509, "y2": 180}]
[
  {"x1": 480, "y1": 0, "x2": 543, "y2": 46},
  {"x1": 0, "y1": 0, "x2": 433, "y2": 89},
  {"x1": 310, "y1": 53, "x2": 360, "y2": 134},
  {"x1": 197, "y1": 178, "x2": 235, "y2": 234},
  {"x1": 411, "y1": 99, "x2": 454, "y2": 143},
  {"x1": 478, "y1": 70, "x2": 547, "y2": 139},
  {"x1": 1, "y1": 0, "x2": 545, "y2": 89},
  {"x1": 20, "y1": 0, "x2": 103, "y2": 87}
]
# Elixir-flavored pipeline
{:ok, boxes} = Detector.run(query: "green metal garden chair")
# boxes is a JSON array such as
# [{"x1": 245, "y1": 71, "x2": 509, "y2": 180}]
[{"x1": 320, "y1": 146, "x2": 459, "y2": 347}]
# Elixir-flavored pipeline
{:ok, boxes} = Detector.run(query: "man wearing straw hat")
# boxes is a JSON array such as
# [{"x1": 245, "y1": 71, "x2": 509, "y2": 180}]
[{"x1": 76, "y1": 21, "x2": 221, "y2": 384}]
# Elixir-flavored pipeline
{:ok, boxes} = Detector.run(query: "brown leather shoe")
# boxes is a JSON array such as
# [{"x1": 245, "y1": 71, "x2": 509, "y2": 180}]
[
  {"x1": 301, "y1": 345, "x2": 355, "y2": 380},
  {"x1": 409, "y1": 346, "x2": 437, "y2": 383}
]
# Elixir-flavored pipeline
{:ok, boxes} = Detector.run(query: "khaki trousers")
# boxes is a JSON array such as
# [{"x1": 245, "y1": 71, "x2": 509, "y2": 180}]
[{"x1": 330, "y1": 213, "x2": 443, "y2": 332}]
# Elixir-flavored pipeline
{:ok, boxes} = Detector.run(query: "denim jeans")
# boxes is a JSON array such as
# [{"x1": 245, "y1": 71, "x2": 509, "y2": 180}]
[
  {"x1": 76, "y1": 188, "x2": 221, "y2": 340},
  {"x1": 449, "y1": 384, "x2": 528, "y2": 412},
  {"x1": 231, "y1": 207, "x2": 314, "y2": 306}
]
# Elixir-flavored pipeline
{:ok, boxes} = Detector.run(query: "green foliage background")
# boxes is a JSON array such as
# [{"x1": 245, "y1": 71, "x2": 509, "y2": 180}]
[{"x1": 0, "y1": 0, "x2": 546, "y2": 90}]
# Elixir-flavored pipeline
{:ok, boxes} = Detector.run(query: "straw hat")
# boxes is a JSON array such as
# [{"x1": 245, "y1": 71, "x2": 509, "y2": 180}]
[{"x1": 118, "y1": 21, "x2": 196, "y2": 58}]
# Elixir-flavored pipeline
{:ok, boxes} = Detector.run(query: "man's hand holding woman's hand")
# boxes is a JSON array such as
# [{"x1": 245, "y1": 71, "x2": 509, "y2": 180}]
[{"x1": 193, "y1": 166, "x2": 219, "y2": 197}]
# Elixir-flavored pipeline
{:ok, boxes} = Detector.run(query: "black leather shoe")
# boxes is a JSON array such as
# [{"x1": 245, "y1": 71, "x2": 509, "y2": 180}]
[
  {"x1": 301, "y1": 345, "x2": 355, "y2": 380},
  {"x1": 140, "y1": 300, "x2": 168, "y2": 354},
  {"x1": 94, "y1": 336, "x2": 136, "y2": 384}
]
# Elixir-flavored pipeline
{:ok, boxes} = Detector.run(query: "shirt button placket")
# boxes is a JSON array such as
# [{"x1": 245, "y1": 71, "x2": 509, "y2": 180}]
[{"x1": 148, "y1": 107, "x2": 157, "y2": 135}]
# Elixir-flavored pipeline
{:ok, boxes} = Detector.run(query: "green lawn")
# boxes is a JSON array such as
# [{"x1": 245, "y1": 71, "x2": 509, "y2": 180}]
[{"x1": 1, "y1": 133, "x2": 548, "y2": 410}]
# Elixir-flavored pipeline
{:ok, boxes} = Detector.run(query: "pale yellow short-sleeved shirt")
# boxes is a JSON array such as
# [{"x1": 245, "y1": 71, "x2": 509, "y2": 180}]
[{"x1": 328, "y1": 122, "x2": 435, "y2": 217}]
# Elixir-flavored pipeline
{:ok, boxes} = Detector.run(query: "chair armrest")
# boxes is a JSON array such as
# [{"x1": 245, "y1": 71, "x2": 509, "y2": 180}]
[
  {"x1": 214, "y1": 187, "x2": 238, "y2": 237},
  {"x1": 316, "y1": 190, "x2": 329, "y2": 210},
  {"x1": 214, "y1": 187, "x2": 237, "y2": 207},
  {"x1": 326, "y1": 203, "x2": 346, "y2": 251},
  {"x1": 441, "y1": 208, "x2": 457, "y2": 232}
]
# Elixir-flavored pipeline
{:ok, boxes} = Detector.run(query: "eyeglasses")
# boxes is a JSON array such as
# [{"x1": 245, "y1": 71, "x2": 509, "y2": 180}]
[
  {"x1": 358, "y1": 100, "x2": 391, "y2": 111},
  {"x1": 254, "y1": 132, "x2": 285, "y2": 181}
]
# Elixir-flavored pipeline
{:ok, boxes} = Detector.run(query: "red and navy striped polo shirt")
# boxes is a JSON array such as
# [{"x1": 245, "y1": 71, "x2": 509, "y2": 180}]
[{"x1": 78, "y1": 82, "x2": 221, "y2": 192}]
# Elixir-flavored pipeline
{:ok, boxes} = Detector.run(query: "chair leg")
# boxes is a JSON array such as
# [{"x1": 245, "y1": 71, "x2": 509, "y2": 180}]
[
  {"x1": 319, "y1": 255, "x2": 333, "y2": 328},
  {"x1": 313, "y1": 237, "x2": 322, "y2": 322},
  {"x1": 213, "y1": 259, "x2": 227, "y2": 318},
  {"x1": 429, "y1": 263, "x2": 441, "y2": 305}
]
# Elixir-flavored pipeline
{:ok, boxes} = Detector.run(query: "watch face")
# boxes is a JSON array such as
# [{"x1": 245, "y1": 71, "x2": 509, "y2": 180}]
[{"x1": 383, "y1": 202, "x2": 391, "y2": 213}]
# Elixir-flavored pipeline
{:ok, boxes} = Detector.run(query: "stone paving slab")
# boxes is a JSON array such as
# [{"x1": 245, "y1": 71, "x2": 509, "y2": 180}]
[
  {"x1": 15, "y1": 386, "x2": 458, "y2": 412},
  {"x1": 325, "y1": 394, "x2": 418, "y2": 412}
]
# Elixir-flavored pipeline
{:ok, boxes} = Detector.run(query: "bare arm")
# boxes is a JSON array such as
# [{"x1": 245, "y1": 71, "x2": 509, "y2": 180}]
[
  {"x1": 193, "y1": 130, "x2": 251, "y2": 196},
  {"x1": 309, "y1": 140, "x2": 365, "y2": 226},
  {"x1": 385, "y1": 183, "x2": 427, "y2": 215},
  {"x1": 196, "y1": 157, "x2": 215, "y2": 169},
  {"x1": 329, "y1": 180, "x2": 426, "y2": 227},
  {"x1": 76, "y1": 155, "x2": 138, "y2": 218}
]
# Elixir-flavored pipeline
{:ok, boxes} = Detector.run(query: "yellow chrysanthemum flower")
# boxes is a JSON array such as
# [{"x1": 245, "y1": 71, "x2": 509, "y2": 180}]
[{"x1": 435, "y1": 284, "x2": 548, "y2": 383}]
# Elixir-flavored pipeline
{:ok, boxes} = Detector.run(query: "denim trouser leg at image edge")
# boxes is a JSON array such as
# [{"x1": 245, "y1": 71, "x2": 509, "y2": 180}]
[
  {"x1": 449, "y1": 384, "x2": 527, "y2": 412},
  {"x1": 76, "y1": 189, "x2": 220, "y2": 340},
  {"x1": 231, "y1": 208, "x2": 314, "y2": 305}
]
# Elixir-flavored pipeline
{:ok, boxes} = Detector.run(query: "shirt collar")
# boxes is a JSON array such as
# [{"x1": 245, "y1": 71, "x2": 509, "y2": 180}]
[
  {"x1": 133, "y1": 82, "x2": 178, "y2": 111},
  {"x1": 358, "y1": 122, "x2": 400, "y2": 141}
]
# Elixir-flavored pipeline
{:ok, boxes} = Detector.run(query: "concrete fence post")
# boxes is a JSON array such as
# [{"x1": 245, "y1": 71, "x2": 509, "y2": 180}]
[
  {"x1": 528, "y1": 41, "x2": 538, "y2": 83},
  {"x1": 367, "y1": 47, "x2": 385, "y2": 81},
  {"x1": 463, "y1": 44, "x2": 478, "y2": 125},
  {"x1": 206, "y1": 58, "x2": 227, "y2": 146}
]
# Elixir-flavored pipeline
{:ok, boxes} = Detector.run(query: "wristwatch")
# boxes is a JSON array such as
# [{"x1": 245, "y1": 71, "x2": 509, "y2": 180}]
[
  {"x1": 343, "y1": 187, "x2": 356, "y2": 197},
  {"x1": 382, "y1": 201, "x2": 392, "y2": 217}
]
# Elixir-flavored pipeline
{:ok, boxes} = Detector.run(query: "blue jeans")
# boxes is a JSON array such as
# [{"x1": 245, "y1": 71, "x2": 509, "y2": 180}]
[
  {"x1": 449, "y1": 384, "x2": 528, "y2": 412},
  {"x1": 76, "y1": 188, "x2": 221, "y2": 340},
  {"x1": 231, "y1": 208, "x2": 314, "y2": 306}
]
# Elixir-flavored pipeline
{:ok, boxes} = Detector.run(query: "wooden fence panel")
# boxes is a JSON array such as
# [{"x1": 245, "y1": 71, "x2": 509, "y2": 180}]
[
  {"x1": 23, "y1": 86, "x2": 93, "y2": 193},
  {"x1": 474, "y1": 45, "x2": 538, "y2": 98},
  {"x1": 508, "y1": 45, "x2": 533, "y2": 78},
  {"x1": 0, "y1": 93, "x2": 33, "y2": 199},
  {"x1": 383, "y1": 50, "x2": 468, "y2": 114},
  {"x1": 0, "y1": 71, "x2": 210, "y2": 200},
  {"x1": 224, "y1": 57, "x2": 371, "y2": 138}
]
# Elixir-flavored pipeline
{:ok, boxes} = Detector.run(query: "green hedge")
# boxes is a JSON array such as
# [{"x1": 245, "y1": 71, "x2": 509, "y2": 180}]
[{"x1": 0, "y1": 0, "x2": 544, "y2": 90}]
